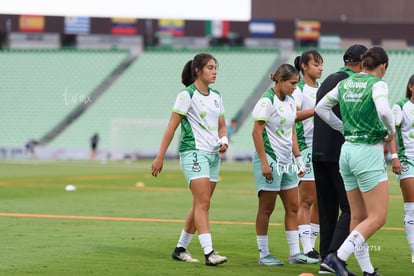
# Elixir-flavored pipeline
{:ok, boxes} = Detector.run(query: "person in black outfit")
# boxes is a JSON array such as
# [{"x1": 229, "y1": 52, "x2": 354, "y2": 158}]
[
  {"x1": 25, "y1": 139, "x2": 38, "y2": 158},
  {"x1": 90, "y1": 133, "x2": 99, "y2": 160},
  {"x1": 312, "y1": 44, "x2": 367, "y2": 274}
]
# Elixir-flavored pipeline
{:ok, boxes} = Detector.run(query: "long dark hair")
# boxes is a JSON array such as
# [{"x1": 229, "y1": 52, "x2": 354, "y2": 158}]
[
  {"x1": 362, "y1": 46, "x2": 389, "y2": 70},
  {"x1": 293, "y1": 49, "x2": 323, "y2": 73},
  {"x1": 405, "y1": 74, "x2": 414, "y2": 98},
  {"x1": 181, "y1": 53, "x2": 217, "y2": 87}
]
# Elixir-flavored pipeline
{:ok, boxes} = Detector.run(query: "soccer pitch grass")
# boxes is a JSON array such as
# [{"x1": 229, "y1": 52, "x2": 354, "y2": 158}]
[{"x1": 0, "y1": 160, "x2": 411, "y2": 275}]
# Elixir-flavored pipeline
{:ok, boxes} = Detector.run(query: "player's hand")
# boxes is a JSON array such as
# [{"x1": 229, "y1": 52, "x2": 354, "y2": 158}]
[
  {"x1": 151, "y1": 158, "x2": 163, "y2": 177},
  {"x1": 295, "y1": 156, "x2": 306, "y2": 177},
  {"x1": 262, "y1": 164, "x2": 273, "y2": 182},
  {"x1": 217, "y1": 136, "x2": 228, "y2": 153},
  {"x1": 218, "y1": 143, "x2": 228, "y2": 153},
  {"x1": 383, "y1": 133, "x2": 394, "y2": 143},
  {"x1": 391, "y1": 158, "x2": 402, "y2": 175}
]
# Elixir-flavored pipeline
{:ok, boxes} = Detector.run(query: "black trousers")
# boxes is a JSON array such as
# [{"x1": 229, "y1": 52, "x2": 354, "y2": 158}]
[{"x1": 313, "y1": 161, "x2": 351, "y2": 260}]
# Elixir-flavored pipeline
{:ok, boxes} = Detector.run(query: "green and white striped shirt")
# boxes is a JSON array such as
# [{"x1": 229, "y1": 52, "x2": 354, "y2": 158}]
[
  {"x1": 393, "y1": 98, "x2": 414, "y2": 159},
  {"x1": 173, "y1": 84, "x2": 225, "y2": 153},
  {"x1": 252, "y1": 88, "x2": 297, "y2": 164},
  {"x1": 292, "y1": 80, "x2": 318, "y2": 151}
]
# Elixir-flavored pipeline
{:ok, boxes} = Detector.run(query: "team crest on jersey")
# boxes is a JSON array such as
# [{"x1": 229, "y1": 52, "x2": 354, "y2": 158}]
[
  {"x1": 214, "y1": 100, "x2": 219, "y2": 108},
  {"x1": 402, "y1": 161, "x2": 409, "y2": 172},
  {"x1": 305, "y1": 164, "x2": 312, "y2": 174},
  {"x1": 192, "y1": 162, "x2": 201, "y2": 172}
]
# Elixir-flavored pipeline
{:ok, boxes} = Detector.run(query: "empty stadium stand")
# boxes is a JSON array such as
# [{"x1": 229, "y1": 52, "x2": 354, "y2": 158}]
[
  {"x1": 48, "y1": 48, "x2": 279, "y2": 159},
  {"x1": 0, "y1": 49, "x2": 129, "y2": 157},
  {"x1": 1, "y1": 47, "x2": 413, "y2": 160}
]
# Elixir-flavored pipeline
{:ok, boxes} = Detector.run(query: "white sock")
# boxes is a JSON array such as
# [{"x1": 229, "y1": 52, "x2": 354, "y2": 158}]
[
  {"x1": 257, "y1": 235, "x2": 269, "y2": 258},
  {"x1": 310, "y1": 223, "x2": 320, "y2": 249},
  {"x1": 337, "y1": 230, "x2": 365, "y2": 261},
  {"x1": 354, "y1": 242, "x2": 374, "y2": 273},
  {"x1": 286, "y1": 230, "x2": 301, "y2": 256},
  {"x1": 176, "y1": 229, "x2": 194, "y2": 249},
  {"x1": 404, "y1": 202, "x2": 414, "y2": 253},
  {"x1": 298, "y1": 224, "x2": 313, "y2": 253},
  {"x1": 198, "y1": 233, "x2": 213, "y2": 255}
]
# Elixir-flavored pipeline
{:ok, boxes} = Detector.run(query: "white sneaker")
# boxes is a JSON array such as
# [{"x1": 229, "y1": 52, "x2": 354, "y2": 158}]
[
  {"x1": 205, "y1": 251, "x2": 227, "y2": 266},
  {"x1": 172, "y1": 247, "x2": 199, "y2": 263}
]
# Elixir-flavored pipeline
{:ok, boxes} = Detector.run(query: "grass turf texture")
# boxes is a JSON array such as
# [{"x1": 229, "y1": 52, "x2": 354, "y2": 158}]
[{"x1": 0, "y1": 160, "x2": 410, "y2": 275}]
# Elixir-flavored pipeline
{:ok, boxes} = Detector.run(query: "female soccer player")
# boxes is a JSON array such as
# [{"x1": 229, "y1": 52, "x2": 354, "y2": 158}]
[
  {"x1": 316, "y1": 46, "x2": 395, "y2": 276},
  {"x1": 389, "y1": 74, "x2": 414, "y2": 264},
  {"x1": 151, "y1": 53, "x2": 228, "y2": 266},
  {"x1": 292, "y1": 50, "x2": 324, "y2": 260},
  {"x1": 252, "y1": 63, "x2": 319, "y2": 266}
]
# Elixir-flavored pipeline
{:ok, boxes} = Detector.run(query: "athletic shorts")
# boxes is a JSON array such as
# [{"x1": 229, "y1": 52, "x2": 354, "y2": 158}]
[
  {"x1": 300, "y1": 147, "x2": 315, "y2": 181},
  {"x1": 179, "y1": 150, "x2": 221, "y2": 186},
  {"x1": 339, "y1": 143, "x2": 388, "y2": 192},
  {"x1": 252, "y1": 152, "x2": 299, "y2": 195},
  {"x1": 397, "y1": 157, "x2": 414, "y2": 182}
]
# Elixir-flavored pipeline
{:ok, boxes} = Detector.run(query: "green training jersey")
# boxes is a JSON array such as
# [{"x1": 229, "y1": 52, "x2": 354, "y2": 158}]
[{"x1": 337, "y1": 73, "x2": 388, "y2": 144}]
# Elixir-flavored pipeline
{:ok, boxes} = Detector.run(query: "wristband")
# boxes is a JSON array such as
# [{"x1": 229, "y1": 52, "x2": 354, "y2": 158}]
[
  {"x1": 220, "y1": 136, "x2": 229, "y2": 146},
  {"x1": 295, "y1": 156, "x2": 305, "y2": 173},
  {"x1": 391, "y1": 153, "x2": 398, "y2": 159}
]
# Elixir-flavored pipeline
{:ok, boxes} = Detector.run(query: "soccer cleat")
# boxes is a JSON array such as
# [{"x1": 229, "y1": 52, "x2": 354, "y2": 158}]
[
  {"x1": 171, "y1": 247, "x2": 199, "y2": 263},
  {"x1": 363, "y1": 269, "x2": 382, "y2": 276},
  {"x1": 324, "y1": 252, "x2": 351, "y2": 276},
  {"x1": 288, "y1": 252, "x2": 320, "y2": 264},
  {"x1": 321, "y1": 254, "x2": 357, "y2": 276},
  {"x1": 412, "y1": 253, "x2": 414, "y2": 263},
  {"x1": 258, "y1": 254, "x2": 284, "y2": 266},
  {"x1": 205, "y1": 251, "x2": 227, "y2": 266},
  {"x1": 306, "y1": 248, "x2": 321, "y2": 261},
  {"x1": 319, "y1": 260, "x2": 335, "y2": 274}
]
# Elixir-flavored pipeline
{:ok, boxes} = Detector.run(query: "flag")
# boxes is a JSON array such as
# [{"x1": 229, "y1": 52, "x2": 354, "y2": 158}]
[
  {"x1": 65, "y1": 16, "x2": 90, "y2": 34},
  {"x1": 205, "y1": 20, "x2": 230, "y2": 38},
  {"x1": 19, "y1": 15, "x2": 45, "y2": 32},
  {"x1": 158, "y1": 19, "x2": 184, "y2": 36},
  {"x1": 249, "y1": 19, "x2": 275, "y2": 38},
  {"x1": 111, "y1": 18, "x2": 137, "y2": 35},
  {"x1": 295, "y1": 20, "x2": 321, "y2": 41}
]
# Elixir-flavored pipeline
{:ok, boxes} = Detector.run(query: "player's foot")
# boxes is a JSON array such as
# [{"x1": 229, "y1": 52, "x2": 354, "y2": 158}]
[
  {"x1": 319, "y1": 259, "x2": 335, "y2": 274},
  {"x1": 205, "y1": 251, "x2": 227, "y2": 266},
  {"x1": 324, "y1": 252, "x2": 352, "y2": 276},
  {"x1": 363, "y1": 269, "x2": 381, "y2": 276},
  {"x1": 305, "y1": 248, "x2": 321, "y2": 261},
  {"x1": 288, "y1": 252, "x2": 319, "y2": 264},
  {"x1": 171, "y1": 247, "x2": 199, "y2": 263},
  {"x1": 258, "y1": 254, "x2": 284, "y2": 266},
  {"x1": 321, "y1": 254, "x2": 357, "y2": 276}
]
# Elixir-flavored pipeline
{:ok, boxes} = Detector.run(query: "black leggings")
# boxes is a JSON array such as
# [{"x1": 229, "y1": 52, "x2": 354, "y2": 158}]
[{"x1": 313, "y1": 161, "x2": 351, "y2": 260}]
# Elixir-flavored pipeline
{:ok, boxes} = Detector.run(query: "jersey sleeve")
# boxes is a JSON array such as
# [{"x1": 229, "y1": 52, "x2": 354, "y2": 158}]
[
  {"x1": 314, "y1": 84, "x2": 343, "y2": 133},
  {"x1": 252, "y1": 97, "x2": 272, "y2": 122},
  {"x1": 392, "y1": 103, "x2": 402, "y2": 127},
  {"x1": 372, "y1": 81, "x2": 395, "y2": 135},
  {"x1": 219, "y1": 94, "x2": 225, "y2": 117},
  {"x1": 172, "y1": 90, "x2": 191, "y2": 115},
  {"x1": 292, "y1": 88, "x2": 303, "y2": 109}
]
